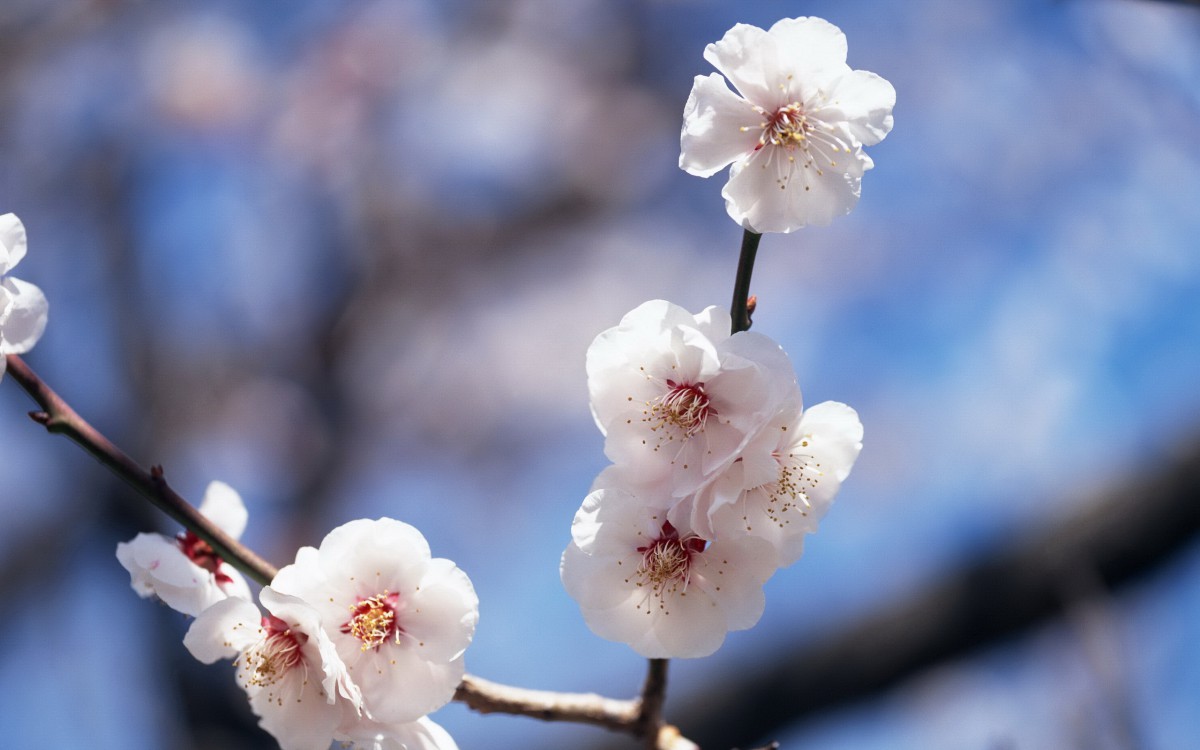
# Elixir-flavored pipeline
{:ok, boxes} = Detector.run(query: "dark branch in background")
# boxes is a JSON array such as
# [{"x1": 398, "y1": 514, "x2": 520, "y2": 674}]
[{"x1": 664, "y1": 436, "x2": 1200, "y2": 749}]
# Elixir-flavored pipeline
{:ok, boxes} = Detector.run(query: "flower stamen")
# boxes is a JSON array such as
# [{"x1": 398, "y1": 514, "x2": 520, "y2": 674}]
[
  {"x1": 646, "y1": 379, "x2": 716, "y2": 440},
  {"x1": 343, "y1": 591, "x2": 402, "y2": 651}
]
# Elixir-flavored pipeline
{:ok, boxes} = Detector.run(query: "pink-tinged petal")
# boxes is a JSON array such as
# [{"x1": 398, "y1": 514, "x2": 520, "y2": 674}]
[
  {"x1": 117, "y1": 532, "x2": 226, "y2": 616},
  {"x1": 249, "y1": 667, "x2": 343, "y2": 750},
  {"x1": 183, "y1": 596, "x2": 264, "y2": 663},
  {"x1": 0, "y1": 277, "x2": 48, "y2": 355},
  {"x1": 220, "y1": 567, "x2": 253, "y2": 602},
  {"x1": 821, "y1": 69, "x2": 896, "y2": 146},
  {"x1": 571, "y1": 488, "x2": 662, "y2": 556},
  {"x1": 679, "y1": 73, "x2": 763, "y2": 177},
  {"x1": 646, "y1": 585, "x2": 729, "y2": 658},
  {"x1": 722, "y1": 147, "x2": 862, "y2": 233},
  {"x1": 767, "y1": 17, "x2": 848, "y2": 74},
  {"x1": 403, "y1": 558, "x2": 479, "y2": 662},
  {"x1": 702, "y1": 23, "x2": 783, "y2": 107},
  {"x1": 338, "y1": 716, "x2": 459, "y2": 750},
  {"x1": 0, "y1": 213, "x2": 26, "y2": 275},
  {"x1": 560, "y1": 541, "x2": 642, "y2": 610},
  {"x1": 198, "y1": 480, "x2": 248, "y2": 539},
  {"x1": 354, "y1": 649, "x2": 464, "y2": 724},
  {"x1": 691, "y1": 536, "x2": 774, "y2": 630}
]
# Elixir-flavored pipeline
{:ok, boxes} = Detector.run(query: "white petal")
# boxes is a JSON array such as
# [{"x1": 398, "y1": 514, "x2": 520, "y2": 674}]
[
  {"x1": 560, "y1": 541, "x2": 642, "y2": 610},
  {"x1": 319, "y1": 517, "x2": 432, "y2": 587},
  {"x1": 402, "y1": 558, "x2": 479, "y2": 662},
  {"x1": 722, "y1": 147, "x2": 862, "y2": 233},
  {"x1": 0, "y1": 213, "x2": 27, "y2": 275},
  {"x1": 571, "y1": 488, "x2": 662, "y2": 556},
  {"x1": 338, "y1": 716, "x2": 459, "y2": 750},
  {"x1": 821, "y1": 69, "x2": 896, "y2": 146},
  {"x1": 117, "y1": 532, "x2": 226, "y2": 617},
  {"x1": 183, "y1": 596, "x2": 264, "y2": 664},
  {"x1": 198, "y1": 481, "x2": 248, "y2": 539},
  {"x1": 690, "y1": 536, "x2": 774, "y2": 630},
  {"x1": 261, "y1": 587, "x2": 364, "y2": 711},
  {"x1": 767, "y1": 17, "x2": 849, "y2": 74},
  {"x1": 679, "y1": 74, "x2": 763, "y2": 177},
  {"x1": 249, "y1": 667, "x2": 343, "y2": 750},
  {"x1": 354, "y1": 649, "x2": 464, "y2": 724},
  {"x1": 0, "y1": 277, "x2": 48, "y2": 355},
  {"x1": 703, "y1": 23, "x2": 783, "y2": 107}
]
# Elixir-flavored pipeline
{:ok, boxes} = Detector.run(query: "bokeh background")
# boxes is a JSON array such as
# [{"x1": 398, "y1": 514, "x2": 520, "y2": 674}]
[{"x1": 2, "y1": 0, "x2": 1199, "y2": 748}]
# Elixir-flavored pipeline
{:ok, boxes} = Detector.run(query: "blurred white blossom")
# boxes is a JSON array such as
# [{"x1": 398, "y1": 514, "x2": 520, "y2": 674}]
[{"x1": 0, "y1": 213, "x2": 49, "y2": 380}]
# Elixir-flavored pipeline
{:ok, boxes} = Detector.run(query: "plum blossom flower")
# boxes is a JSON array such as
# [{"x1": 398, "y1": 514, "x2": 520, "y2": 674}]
[
  {"x1": 184, "y1": 587, "x2": 364, "y2": 750},
  {"x1": 687, "y1": 401, "x2": 863, "y2": 567},
  {"x1": 270, "y1": 518, "x2": 479, "y2": 724},
  {"x1": 587, "y1": 300, "x2": 798, "y2": 500},
  {"x1": 0, "y1": 213, "x2": 49, "y2": 381},
  {"x1": 679, "y1": 17, "x2": 895, "y2": 233},
  {"x1": 561, "y1": 487, "x2": 776, "y2": 658},
  {"x1": 116, "y1": 480, "x2": 252, "y2": 616}
]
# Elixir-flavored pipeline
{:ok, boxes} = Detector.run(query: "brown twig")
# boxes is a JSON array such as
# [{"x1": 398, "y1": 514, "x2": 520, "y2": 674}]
[
  {"x1": 730, "y1": 229, "x2": 762, "y2": 334},
  {"x1": 5, "y1": 353, "x2": 279, "y2": 586},
  {"x1": 637, "y1": 659, "x2": 669, "y2": 748}
]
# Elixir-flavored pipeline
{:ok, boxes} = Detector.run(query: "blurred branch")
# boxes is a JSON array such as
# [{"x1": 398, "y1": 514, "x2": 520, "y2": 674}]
[{"x1": 666, "y1": 436, "x2": 1200, "y2": 748}]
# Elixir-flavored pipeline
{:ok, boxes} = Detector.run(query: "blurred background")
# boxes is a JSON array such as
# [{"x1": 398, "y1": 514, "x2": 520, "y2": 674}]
[{"x1": 2, "y1": 0, "x2": 1199, "y2": 748}]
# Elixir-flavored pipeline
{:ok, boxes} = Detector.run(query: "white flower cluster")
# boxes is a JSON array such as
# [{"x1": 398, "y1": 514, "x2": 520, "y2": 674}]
[
  {"x1": 679, "y1": 17, "x2": 895, "y2": 233},
  {"x1": 0, "y1": 214, "x2": 49, "y2": 380},
  {"x1": 561, "y1": 301, "x2": 862, "y2": 658},
  {"x1": 118, "y1": 487, "x2": 476, "y2": 750}
]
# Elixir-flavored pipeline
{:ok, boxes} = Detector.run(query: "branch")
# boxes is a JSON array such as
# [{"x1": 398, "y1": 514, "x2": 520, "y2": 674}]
[
  {"x1": 730, "y1": 229, "x2": 762, "y2": 334},
  {"x1": 4, "y1": 353, "x2": 702, "y2": 745},
  {"x1": 5, "y1": 353, "x2": 279, "y2": 586},
  {"x1": 666, "y1": 434, "x2": 1200, "y2": 748}
]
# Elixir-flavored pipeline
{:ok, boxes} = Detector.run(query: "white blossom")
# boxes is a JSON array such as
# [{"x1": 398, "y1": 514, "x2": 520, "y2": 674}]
[
  {"x1": 184, "y1": 588, "x2": 364, "y2": 750},
  {"x1": 687, "y1": 401, "x2": 863, "y2": 567},
  {"x1": 561, "y1": 487, "x2": 776, "y2": 659},
  {"x1": 587, "y1": 300, "x2": 798, "y2": 501},
  {"x1": 0, "y1": 213, "x2": 49, "y2": 381},
  {"x1": 270, "y1": 518, "x2": 479, "y2": 724},
  {"x1": 116, "y1": 480, "x2": 252, "y2": 616},
  {"x1": 679, "y1": 17, "x2": 895, "y2": 233}
]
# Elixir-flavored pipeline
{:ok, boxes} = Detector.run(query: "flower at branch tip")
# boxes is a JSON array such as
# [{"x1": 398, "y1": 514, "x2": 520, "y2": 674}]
[
  {"x1": 184, "y1": 587, "x2": 364, "y2": 750},
  {"x1": 679, "y1": 17, "x2": 895, "y2": 233},
  {"x1": 116, "y1": 480, "x2": 252, "y2": 616},
  {"x1": 561, "y1": 487, "x2": 777, "y2": 659},
  {"x1": 688, "y1": 400, "x2": 863, "y2": 567},
  {"x1": 270, "y1": 518, "x2": 479, "y2": 724},
  {"x1": 587, "y1": 300, "x2": 799, "y2": 501},
  {"x1": 0, "y1": 213, "x2": 49, "y2": 381}
]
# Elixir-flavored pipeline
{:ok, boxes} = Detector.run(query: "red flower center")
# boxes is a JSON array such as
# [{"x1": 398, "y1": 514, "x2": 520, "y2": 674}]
[
  {"x1": 176, "y1": 530, "x2": 234, "y2": 586},
  {"x1": 342, "y1": 591, "x2": 403, "y2": 651}
]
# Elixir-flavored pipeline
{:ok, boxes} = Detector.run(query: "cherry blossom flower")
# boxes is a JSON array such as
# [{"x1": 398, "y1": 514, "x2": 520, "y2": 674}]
[
  {"x1": 561, "y1": 487, "x2": 777, "y2": 659},
  {"x1": 116, "y1": 480, "x2": 252, "y2": 616},
  {"x1": 270, "y1": 518, "x2": 479, "y2": 724},
  {"x1": 0, "y1": 213, "x2": 49, "y2": 381},
  {"x1": 184, "y1": 587, "x2": 364, "y2": 750},
  {"x1": 687, "y1": 400, "x2": 863, "y2": 567},
  {"x1": 587, "y1": 300, "x2": 798, "y2": 500},
  {"x1": 679, "y1": 17, "x2": 895, "y2": 233}
]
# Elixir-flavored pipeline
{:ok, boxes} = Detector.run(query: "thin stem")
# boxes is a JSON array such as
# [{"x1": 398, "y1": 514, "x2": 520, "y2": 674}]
[
  {"x1": 4, "y1": 353, "x2": 278, "y2": 586},
  {"x1": 730, "y1": 229, "x2": 762, "y2": 334},
  {"x1": 455, "y1": 674, "x2": 639, "y2": 730}
]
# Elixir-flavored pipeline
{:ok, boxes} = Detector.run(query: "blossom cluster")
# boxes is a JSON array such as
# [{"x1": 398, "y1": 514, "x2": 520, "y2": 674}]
[
  {"x1": 0, "y1": 214, "x2": 49, "y2": 380},
  {"x1": 118, "y1": 487, "x2": 477, "y2": 750},
  {"x1": 561, "y1": 300, "x2": 862, "y2": 658}
]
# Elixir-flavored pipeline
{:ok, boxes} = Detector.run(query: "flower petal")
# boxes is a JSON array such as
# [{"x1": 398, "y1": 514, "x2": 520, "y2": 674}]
[
  {"x1": 722, "y1": 147, "x2": 862, "y2": 233},
  {"x1": 0, "y1": 277, "x2": 48, "y2": 355},
  {"x1": 703, "y1": 23, "x2": 783, "y2": 107},
  {"x1": 821, "y1": 69, "x2": 896, "y2": 146},
  {"x1": 402, "y1": 558, "x2": 479, "y2": 662},
  {"x1": 0, "y1": 214, "x2": 27, "y2": 275},
  {"x1": 183, "y1": 596, "x2": 264, "y2": 663},
  {"x1": 767, "y1": 17, "x2": 848, "y2": 75},
  {"x1": 679, "y1": 74, "x2": 763, "y2": 178},
  {"x1": 198, "y1": 480, "x2": 248, "y2": 539}
]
